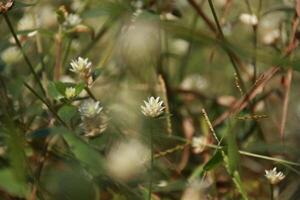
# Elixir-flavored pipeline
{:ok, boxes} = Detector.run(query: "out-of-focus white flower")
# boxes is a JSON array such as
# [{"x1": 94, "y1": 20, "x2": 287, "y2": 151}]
[
  {"x1": 181, "y1": 74, "x2": 208, "y2": 91},
  {"x1": 79, "y1": 100, "x2": 103, "y2": 118},
  {"x1": 1, "y1": 47, "x2": 22, "y2": 64},
  {"x1": 17, "y1": 14, "x2": 35, "y2": 30},
  {"x1": 80, "y1": 113, "x2": 108, "y2": 137},
  {"x1": 265, "y1": 167, "x2": 285, "y2": 185},
  {"x1": 106, "y1": 139, "x2": 150, "y2": 181},
  {"x1": 141, "y1": 96, "x2": 165, "y2": 118},
  {"x1": 262, "y1": 29, "x2": 280, "y2": 45},
  {"x1": 239, "y1": 13, "x2": 258, "y2": 26},
  {"x1": 157, "y1": 180, "x2": 168, "y2": 187},
  {"x1": 192, "y1": 136, "x2": 208, "y2": 154},
  {"x1": 37, "y1": 5, "x2": 56, "y2": 27},
  {"x1": 63, "y1": 14, "x2": 82, "y2": 27},
  {"x1": 119, "y1": 20, "x2": 160, "y2": 67},
  {"x1": 70, "y1": 57, "x2": 92, "y2": 74},
  {"x1": 214, "y1": 0, "x2": 227, "y2": 7},
  {"x1": 172, "y1": 39, "x2": 189, "y2": 55},
  {"x1": 65, "y1": 87, "x2": 76, "y2": 99},
  {"x1": 181, "y1": 180, "x2": 211, "y2": 200}
]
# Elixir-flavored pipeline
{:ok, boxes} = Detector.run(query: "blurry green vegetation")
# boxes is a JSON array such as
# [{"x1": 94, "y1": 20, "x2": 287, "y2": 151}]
[{"x1": 1, "y1": 0, "x2": 300, "y2": 199}]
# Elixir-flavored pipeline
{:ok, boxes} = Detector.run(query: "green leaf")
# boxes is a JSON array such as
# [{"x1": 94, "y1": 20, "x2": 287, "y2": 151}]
[
  {"x1": 189, "y1": 150, "x2": 223, "y2": 181},
  {"x1": 58, "y1": 128, "x2": 104, "y2": 176},
  {"x1": 0, "y1": 168, "x2": 30, "y2": 198},
  {"x1": 1, "y1": 119, "x2": 29, "y2": 197},
  {"x1": 48, "y1": 82, "x2": 63, "y2": 100},
  {"x1": 58, "y1": 105, "x2": 77, "y2": 124},
  {"x1": 203, "y1": 150, "x2": 223, "y2": 171},
  {"x1": 226, "y1": 121, "x2": 239, "y2": 175},
  {"x1": 75, "y1": 82, "x2": 85, "y2": 96}
]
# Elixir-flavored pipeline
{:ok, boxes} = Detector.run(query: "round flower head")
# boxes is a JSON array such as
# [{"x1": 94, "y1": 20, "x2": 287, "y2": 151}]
[
  {"x1": 79, "y1": 100, "x2": 103, "y2": 118},
  {"x1": 265, "y1": 167, "x2": 285, "y2": 185},
  {"x1": 239, "y1": 13, "x2": 258, "y2": 26},
  {"x1": 63, "y1": 14, "x2": 82, "y2": 27},
  {"x1": 70, "y1": 57, "x2": 92, "y2": 74},
  {"x1": 192, "y1": 136, "x2": 208, "y2": 154},
  {"x1": 65, "y1": 87, "x2": 76, "y2": 99},
  {"x1": 141, "y1": 96, "x2": 165, "y2": 118}
]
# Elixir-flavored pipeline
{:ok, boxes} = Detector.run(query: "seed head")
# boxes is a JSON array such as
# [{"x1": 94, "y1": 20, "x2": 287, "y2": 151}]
[
  {"x1": 141, "y1": 96, "x2": 165, "y2": 118},
  {"x1": 79, "y1": 100, "x2": 103, "y2": 118},
  {"x1": 265, "y1": 167, "x2": 285, "y2": 185}
]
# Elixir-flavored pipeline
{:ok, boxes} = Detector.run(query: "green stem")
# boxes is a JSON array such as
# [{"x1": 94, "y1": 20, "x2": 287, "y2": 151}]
[
  {"x1": 207, "y1": 0, "x2": 246, "y2": 92},
  {"x1": 270, "y1": 184, "x2": 274, "y2": 200},
  {"x1": 3, "y1": 13, "x2": 47, "y2": 97},
  {"x1": 148, "y1": 122, "x2": 154, "y2": 200}
]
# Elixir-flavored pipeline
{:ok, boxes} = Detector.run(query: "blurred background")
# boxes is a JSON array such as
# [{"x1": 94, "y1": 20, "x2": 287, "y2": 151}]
[{"x1": 1, "y1": 0, "x2": 300, "y2": 199}]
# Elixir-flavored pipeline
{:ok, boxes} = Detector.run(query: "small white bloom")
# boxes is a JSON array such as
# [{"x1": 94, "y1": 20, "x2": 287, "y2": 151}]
[
  {"x1": 181, "y1": 74, "x2": 208, "y2": 91},
  {"x1": 265, "y1": 167, "x2": 285, "y2": 185},
  {"x1": 262, "y1": 29, "x2": 280, "y2": 45},
  {"x1": 106, "y1": 139, "x2": 150, "y2": 181},
  {"x1": 17, "y1": 14, "x2": 35, "y2": 31},
  {"x1": 63, "y1": 14, "x2": 82, "y2": 27},
  {"x1": 141, "y1": 96, "x2": 165, "y2": 118},
  {"x1": 70, "y1": 57, "x2": 92, "y2": 74},
  {"x1": 192, "y1": 136, "x2": 208, "y2": 154},
  {"x1": 79, "y1": 100, "x2": 103, "y2": 118},
  {"x1": 1, "y1": 47, "x2": 22, "y2": 64},
  {"x1": 65, "y1": 87, "x2": 76, "y2": 99},
  {"x1": 239, "y1": 13, "x2": 258, "y2": 26}
]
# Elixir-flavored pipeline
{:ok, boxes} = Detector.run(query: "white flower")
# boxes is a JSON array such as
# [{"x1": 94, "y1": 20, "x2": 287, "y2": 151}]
[
  {"x1": 262, "y1": 29, "x2": 280, "y2": 45},
  {"x1": 265, "y1": 167, "x2": 285, "y2": 184},
  {"x1": 192, "y1": 136, "x2": 208, "y2": 154},
  {"x1": 239, "y1": 13, "x2": 258, "y2": 26},
  {"x1": 1, "y1": 47, "x2": 22, "y2": 64},
  {"x1": 79, "y1": 100, "x2": 103, "y2": 118},
  {"x1": 65, "y1": 87, "x2": 76, "y2": 99},
  {"x1": 141, "y1": 96, "x2": 165, "y2": 118},
  {"x1": 70, "y1": 57, "x2": 92, "y2": 74},
  {"x1": 181, "y1": 74, "x2": 208, "y2": 91},
  {"x1": 106, "y1": 139, "x2": 150, "y2": 181},
  {"x1": 17, "y1": 14, "x2": 35, "y2": 31},
  {"x1": 63, "y1": 14, "x2": 82, "y2": 27}
]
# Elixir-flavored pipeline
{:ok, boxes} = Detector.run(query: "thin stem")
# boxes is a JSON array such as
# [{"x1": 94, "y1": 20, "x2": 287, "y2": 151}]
[
  {"x1": 207, "y1": 0, "x2": 246, "y2": 92},
  {"x1": 148, "y1": 121, "x2": 154, "y2": 200},
  {"x1": 270, "y1": 184, "x2": 274, "y2": 200},
  {"x1": 3, "y1": 13, "x2": 47, "y2": 97},
  {"x1": 23, "y1": 82, "x2": 68, "y2": 128},
  {"x1": 85, "y1": 87, "x2": 97, "y2": 101}
]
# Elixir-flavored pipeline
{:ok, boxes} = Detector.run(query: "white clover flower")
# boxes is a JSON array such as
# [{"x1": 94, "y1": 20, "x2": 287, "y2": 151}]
[
  {"x1": 192, "y1": 136, "x2": 208, "y2": 154},
  {"x1": 141, "y1": 96, "x2": 165, "y2": 118},
  {"x1": 79, "y1": 100, "x2": 103, "y2": 118},
  {"x1": 239, "y1": 13, "x2": 258, "y2": 26},
  {"x1": 65, "y1": 87, "x2": 76, "y2": 99},
  {"x1": 63, "y1": 14, "x2": 82, "y2": 27},
  {"x1": 265, "y1": 167, "x2": 285, "y2": 185},
  {"x1": 70, "y1": 57, "x2": 92, "y2": 74}
]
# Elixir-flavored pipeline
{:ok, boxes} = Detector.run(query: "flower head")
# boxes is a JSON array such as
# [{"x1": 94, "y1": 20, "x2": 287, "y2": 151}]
[
  {"x1": 192, "y1": 136, "x2": 208, "y2": 154},
  {"x1": 70, "y1": 57, "x2": 92, "y2": 74},
  {"x1": 79, "y1": 100, "x2": 103, "y2": 118},
  {"x1": 239, "y1": 13, "x2": 258, "y2": 26},
  {"x1": 63, "y1": 14, "x2": 82, "y2": 27},
  {"x1": 65, "y1": 87, "x2": 76, "y2": 99},
  {"x1": 141, "y1": 96, "x2": 165, "y2": 118},
  {"x1": 265, "y1": 167, "x2": 285, "y2": 184}
]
